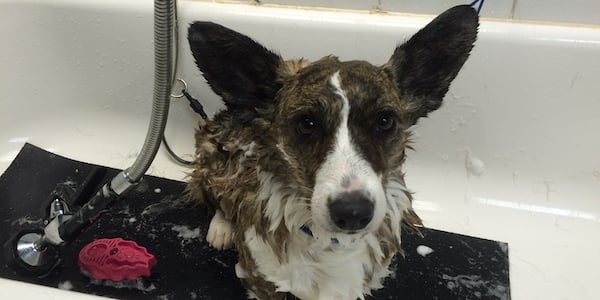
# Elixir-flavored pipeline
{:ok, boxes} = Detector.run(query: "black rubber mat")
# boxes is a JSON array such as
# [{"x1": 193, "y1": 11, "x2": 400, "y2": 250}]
[{"x1": 0, "y1": 144, "x2": 510, "y2": 299}]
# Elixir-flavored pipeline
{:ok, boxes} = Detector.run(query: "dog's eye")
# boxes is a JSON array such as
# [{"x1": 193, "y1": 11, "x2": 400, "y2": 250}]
[
  {"x1": 297, "y1": 116, "x2": 317, "y2": 136},
  {"x1": 376, "y1": 113, "x2": 396, "y2": 132}
]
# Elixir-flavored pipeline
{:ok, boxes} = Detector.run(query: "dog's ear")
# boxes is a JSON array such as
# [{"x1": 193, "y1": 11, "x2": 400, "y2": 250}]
[
  {"x1": 188, "y1": 22, "x2": 283, "y2": 120},
  {"x1": 385, "y1": 5, "x2": 478, "y2": 123}
]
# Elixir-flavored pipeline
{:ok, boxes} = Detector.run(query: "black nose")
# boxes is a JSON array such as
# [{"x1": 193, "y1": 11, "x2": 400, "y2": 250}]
[{"x1": 328, "y1": 192, "x2": 374, "y2": 231}]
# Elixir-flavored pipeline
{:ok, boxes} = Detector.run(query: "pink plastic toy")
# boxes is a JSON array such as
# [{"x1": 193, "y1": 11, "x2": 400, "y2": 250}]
[{"x1": 78, "y1": 238, "x2": 157, "y2": 282}]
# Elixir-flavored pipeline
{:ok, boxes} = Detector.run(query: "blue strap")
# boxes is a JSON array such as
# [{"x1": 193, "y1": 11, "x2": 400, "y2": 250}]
[
  {"x1": 469, "y1": 0, "x2": 485, "y2": 15},
  {"x1": 300, "y1": 224, "x2": 313, "y2": 236}
]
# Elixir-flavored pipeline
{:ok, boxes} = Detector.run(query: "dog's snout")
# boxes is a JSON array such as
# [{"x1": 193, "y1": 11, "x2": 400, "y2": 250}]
[{"x1": 328, "y1": 192, "x2": 374, "y2": 231}]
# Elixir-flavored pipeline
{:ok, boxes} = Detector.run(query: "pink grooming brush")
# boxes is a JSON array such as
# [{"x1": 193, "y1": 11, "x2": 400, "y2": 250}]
[{"x1": 79, "y1": 238, "x2": 157, "y2": 282}]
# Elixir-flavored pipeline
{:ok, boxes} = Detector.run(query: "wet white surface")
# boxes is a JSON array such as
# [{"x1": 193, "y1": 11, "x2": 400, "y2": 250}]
[{"x1": 1, "y1": 0, "x2": 599, "y2": 299}]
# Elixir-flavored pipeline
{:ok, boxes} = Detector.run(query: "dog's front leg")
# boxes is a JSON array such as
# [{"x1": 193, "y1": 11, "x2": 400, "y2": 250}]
[{"x1": 206, "y1": 209, "x2": 234, "y2": 250}]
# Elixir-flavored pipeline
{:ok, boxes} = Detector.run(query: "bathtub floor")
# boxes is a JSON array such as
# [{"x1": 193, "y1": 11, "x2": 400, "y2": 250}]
[{"x1": 0, "y1": 144, "x2": 509, "y2": 299}]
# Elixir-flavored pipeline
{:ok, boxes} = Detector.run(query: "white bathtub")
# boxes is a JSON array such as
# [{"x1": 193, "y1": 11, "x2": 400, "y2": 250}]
[{"x1": 1, "y1": 0, "x2": 599, "y2": 299}]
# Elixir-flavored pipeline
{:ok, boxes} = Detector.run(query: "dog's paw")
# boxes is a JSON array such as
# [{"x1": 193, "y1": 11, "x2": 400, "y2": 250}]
[{"x1": 207, "y1": 210, "x2": 234, "y2": 250}]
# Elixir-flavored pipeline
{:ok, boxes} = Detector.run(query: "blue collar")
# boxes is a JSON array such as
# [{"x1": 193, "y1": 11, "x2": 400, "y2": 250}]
[{"x1": 300, "y1": 225, "x2": 339, "y2": 244}]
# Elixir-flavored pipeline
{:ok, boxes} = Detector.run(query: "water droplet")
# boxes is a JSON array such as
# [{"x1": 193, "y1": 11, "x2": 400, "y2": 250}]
[{"x1": 465, "y1": 150, "x2": 485, "y2": 177}]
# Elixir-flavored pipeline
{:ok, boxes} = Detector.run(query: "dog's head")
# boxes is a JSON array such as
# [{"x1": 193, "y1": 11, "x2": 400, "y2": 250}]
[{"x1": 189, "y1": 6, "x2": 478, "y2": 241}]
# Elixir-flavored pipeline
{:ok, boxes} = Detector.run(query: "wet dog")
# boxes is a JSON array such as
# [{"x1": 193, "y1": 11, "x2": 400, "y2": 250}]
[{"x1": 186, "y1": 5, "x2": 478, "y2": 299}]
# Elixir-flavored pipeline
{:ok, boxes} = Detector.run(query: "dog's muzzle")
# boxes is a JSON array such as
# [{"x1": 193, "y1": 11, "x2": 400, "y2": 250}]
[{"x1": 328, "y1": 191, "x2": 374, "y2": 232}]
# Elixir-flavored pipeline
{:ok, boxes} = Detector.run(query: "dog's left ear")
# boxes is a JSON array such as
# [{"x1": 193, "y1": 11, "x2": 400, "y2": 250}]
[
  {"x1": 385, "y1": 5, "x2": 478, "y2": 123},
  {"x1": 188, "y1": 22, "x2": 283, "y2": 121}
]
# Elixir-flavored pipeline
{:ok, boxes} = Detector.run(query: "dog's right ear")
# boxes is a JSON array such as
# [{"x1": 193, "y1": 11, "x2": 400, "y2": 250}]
[{"x1": 188, "y1": 22, "x2": 283, "y2": 120}]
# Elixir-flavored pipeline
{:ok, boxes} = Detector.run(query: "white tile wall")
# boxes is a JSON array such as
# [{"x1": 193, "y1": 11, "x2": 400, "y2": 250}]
[
  {"x1": 515, "y1": 0, "x2": 600, "y2": 25},
  {"x1": 252, "y1": 0, "x2": 600, "y2": 25},
  {"x1": 379, "y1": 0, "x2": 516, "y2": 20},
  {"x1": 259, "y1": 0, "x2": 378, "y2": 11}
]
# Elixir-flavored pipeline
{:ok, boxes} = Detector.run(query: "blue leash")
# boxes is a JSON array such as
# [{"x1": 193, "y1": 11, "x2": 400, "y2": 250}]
[{"x1": 469, "y1": 0, "x2": 485, "y2": 15}]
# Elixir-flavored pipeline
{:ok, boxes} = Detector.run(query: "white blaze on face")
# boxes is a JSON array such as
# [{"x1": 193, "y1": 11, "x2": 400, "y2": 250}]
[{"x1": 311, "y1": 71, "x2": 386, "y2": 234}]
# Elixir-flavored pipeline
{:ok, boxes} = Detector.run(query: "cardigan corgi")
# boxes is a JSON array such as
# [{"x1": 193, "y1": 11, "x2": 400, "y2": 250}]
[{"x1": 186, "y1": 5, "x2": 478, "y2": 299}]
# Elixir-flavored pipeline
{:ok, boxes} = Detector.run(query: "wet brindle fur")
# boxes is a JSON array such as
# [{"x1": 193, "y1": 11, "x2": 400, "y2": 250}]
[{"x1": 186, "y1": 5, "x2": 478, "y2": 300}]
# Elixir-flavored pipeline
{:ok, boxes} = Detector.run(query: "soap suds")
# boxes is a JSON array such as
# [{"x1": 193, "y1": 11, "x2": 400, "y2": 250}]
[
  {"x1": 465, "y1": 150, "x2": 485, "y2": 177},
  {"x1": 59, "y1": 179, "x2": 78, "y2": 188},
  {"x1": 11, "y1": 216, "x2": 43, "y2": 226},
  {"x1": 83, "y1": 267, "x2": 156, "y2": 292},
  {"x1": 443, "y1": 274, "x2": 509, "y2": 300},
  {"x1": 416, "y1": 245, "x2": 434, "y2": 257},
  {"x1": 172, "y1": 225, "x2": 201, "y2": 239},
  {"x1": 171, "y1": 225, "x2": 201, "y2": 246},
  {"x1": 58, "y1": 280, "x2": 74, "y2": 290},
  {"x1": 141, "y1": 195, "x2": 187, "y2": 219},
  {"x1": 89, "y1": 277, "x2": 156, "y2": 292}
]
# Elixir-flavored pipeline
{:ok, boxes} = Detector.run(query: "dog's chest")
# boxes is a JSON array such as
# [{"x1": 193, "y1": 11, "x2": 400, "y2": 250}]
[{"x1": 242, "y1": 226, "x2": 391, "y2": 300}]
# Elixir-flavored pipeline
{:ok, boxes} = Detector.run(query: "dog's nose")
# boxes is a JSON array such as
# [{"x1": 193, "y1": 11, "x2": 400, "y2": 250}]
[{"x1": 328, "y1": 192, "x2": 374, "y2": 231}]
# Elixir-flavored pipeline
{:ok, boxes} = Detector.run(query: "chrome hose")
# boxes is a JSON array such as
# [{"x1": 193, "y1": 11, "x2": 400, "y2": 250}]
[
  {"x1": 4, "y1": 1, "x2": 179, "y2": 277},
  {"x1": 127, "y1": 0, "x2": 174, "y2": 182}
]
